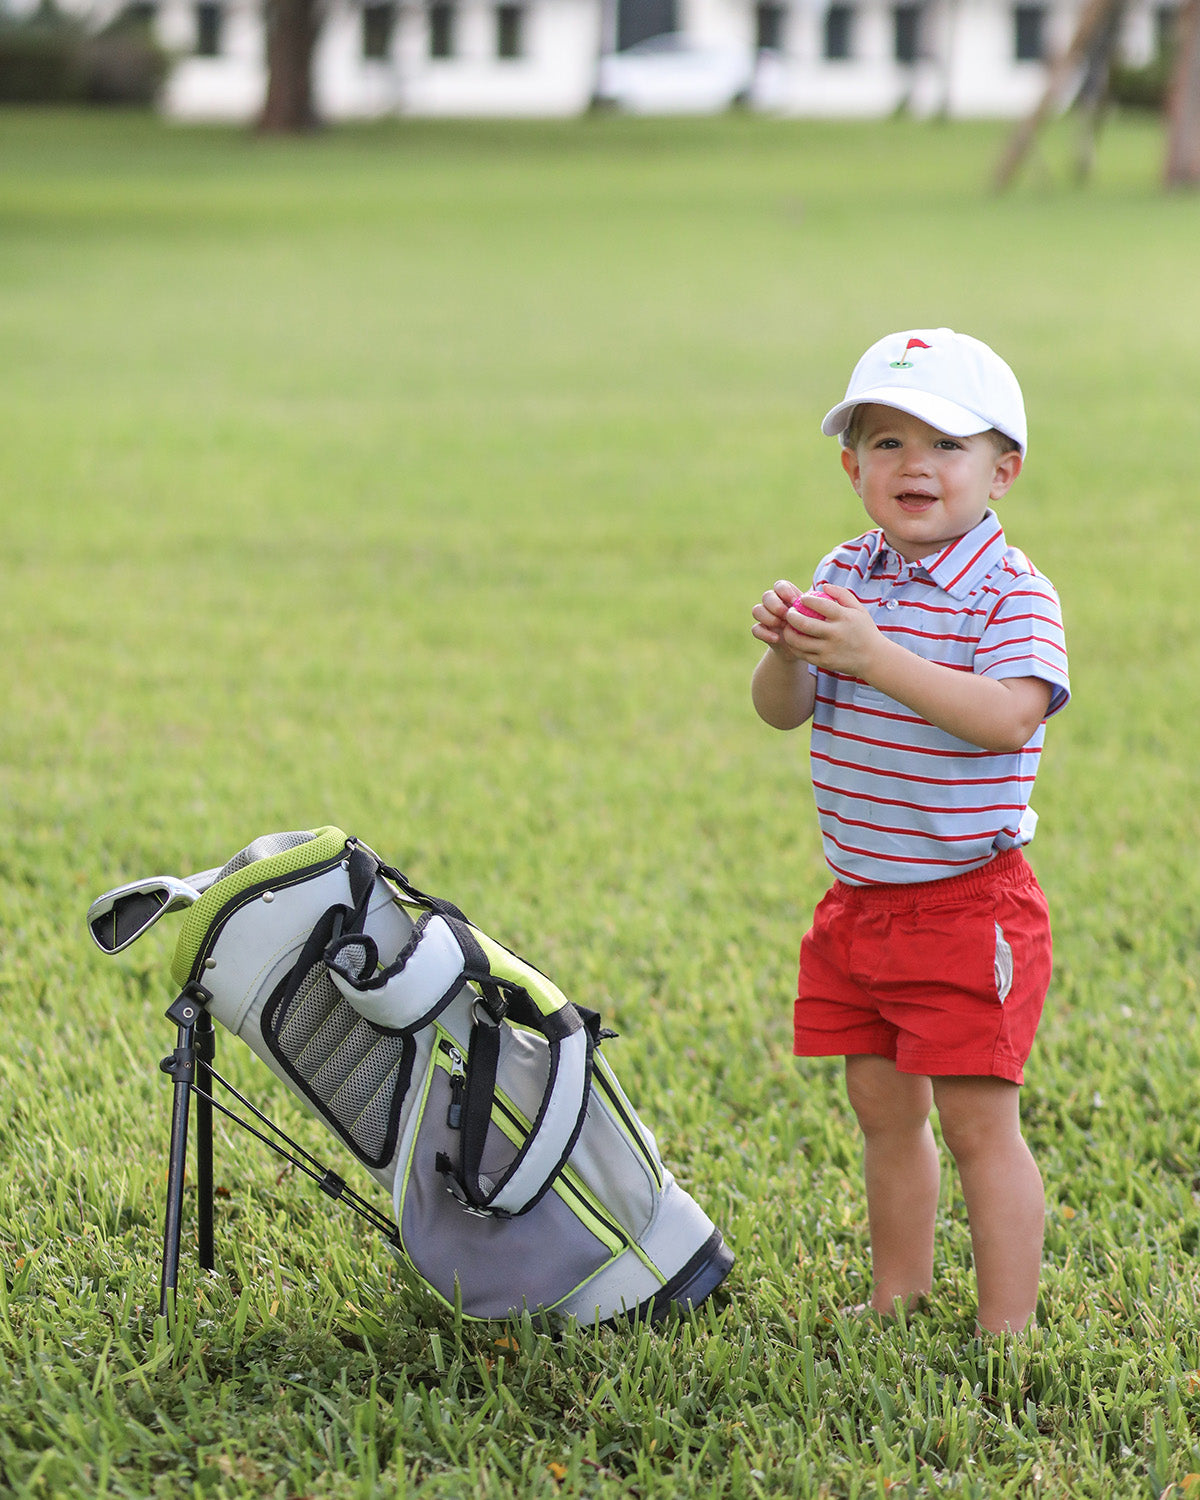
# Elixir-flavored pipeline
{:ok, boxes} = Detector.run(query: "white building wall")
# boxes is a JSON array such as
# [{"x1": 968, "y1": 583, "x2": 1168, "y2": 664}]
[
  {"x1": 776, "y1": 0, "x2": 913, "y2": 116},
  {"x1": 160, "y1": 0, "x2": 265, "y2": 119},
  {"x1": 103, "y1": 0, "x2": 1179, "y2": 122},
  {"x1": 153, "y1": 0, "x2": 600, "y2": 120},
  {"x1": 937, "y1": 0, "x2": 1045, "y2": 116},
  {"x1": 771, "y1": 0, "x2": 1132, "y2": 118},
  {"x1": 685, "y1": 0, "x2": 755, "y2": 51},
  {"x1": 318, "y1": 1, "x2": 403, "y2": 117},
  {"x1": 398, "y1": 0, "x2": 600, "y2": 113}
]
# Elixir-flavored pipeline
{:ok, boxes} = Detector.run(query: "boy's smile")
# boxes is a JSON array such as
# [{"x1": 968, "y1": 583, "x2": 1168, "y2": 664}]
[{"x1": 841, "y1": 405, "x2": 1022, "y2": 563}]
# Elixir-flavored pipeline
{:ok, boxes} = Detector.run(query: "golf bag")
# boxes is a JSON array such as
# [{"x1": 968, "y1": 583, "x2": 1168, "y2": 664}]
[{"x1": 133, "y1": 826, "x2": 732, "y2": 1323}]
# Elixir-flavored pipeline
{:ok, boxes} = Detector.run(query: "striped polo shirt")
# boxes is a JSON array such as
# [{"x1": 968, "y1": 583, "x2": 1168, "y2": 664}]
[{"x1": 808, "y1": 509, "x2": 1070, "y2": 886}]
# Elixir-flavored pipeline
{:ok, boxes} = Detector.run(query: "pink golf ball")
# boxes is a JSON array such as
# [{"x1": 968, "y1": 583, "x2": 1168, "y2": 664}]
[{"x1": 790, "y1": 590, "x2": 829, "y2": 620}]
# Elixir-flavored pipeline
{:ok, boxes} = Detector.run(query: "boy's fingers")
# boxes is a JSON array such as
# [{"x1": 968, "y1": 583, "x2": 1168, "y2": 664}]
[{"x1": 772, "y1": 580, "x2": 803, "y2": 609}]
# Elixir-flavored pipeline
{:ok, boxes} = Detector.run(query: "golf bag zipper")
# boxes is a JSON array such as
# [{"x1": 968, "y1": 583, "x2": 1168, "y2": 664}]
[{"x1": 443, "y1": 1041, "x2": 466, "y2": 1130}]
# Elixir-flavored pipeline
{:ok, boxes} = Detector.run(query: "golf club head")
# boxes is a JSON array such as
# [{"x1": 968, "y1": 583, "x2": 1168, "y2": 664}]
[
  {"x1": 87, "y1": 874, "x2": 207, "y2": 954},
  {"x1": 88, "y1": 840, "x2": 303, "y2": 955}
]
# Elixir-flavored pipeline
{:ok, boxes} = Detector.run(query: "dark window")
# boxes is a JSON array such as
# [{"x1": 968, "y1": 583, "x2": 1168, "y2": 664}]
[
  {"x1": 429, "y1": 1, "x2": 454, "y2": 56},
  {"x1": 363, "y1": 2, "x2": 394, "y2": 57},
  {"x1": 1013, "y1": 4, "x2": 1045, "y2": 60},
  {"x1": 893, "y1": 2, "x2": 920, "y2": 62},
  {"x1": 496, "y1": 3, "x2": 523, "y2": 56},
  {"x1": 824, "y1": 3, "x2": 853, "y2": 58},
  {"x1": 1155, "y1": 3, "x2": 1175, "y2": 53},
  {"x1": 616, "y1": 0, "x2": 677, "y2": 52},
  {"x1": 755, "y1": 3, "x2": 786, "y2": 49},
  {"x1": 195, "y1": 0, "x2": 222, "y2": 55}
]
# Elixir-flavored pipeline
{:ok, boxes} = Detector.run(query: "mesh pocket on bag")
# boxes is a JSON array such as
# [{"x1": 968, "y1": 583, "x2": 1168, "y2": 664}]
[{"x1": 265, "y1": 960, "x2": 410, "y2": 1168}]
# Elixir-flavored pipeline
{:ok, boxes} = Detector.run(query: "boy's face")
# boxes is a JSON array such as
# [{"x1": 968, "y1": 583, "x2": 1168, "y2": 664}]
[{"x1": 841, "y1": 404, "x2": 1022, "y2": 563}]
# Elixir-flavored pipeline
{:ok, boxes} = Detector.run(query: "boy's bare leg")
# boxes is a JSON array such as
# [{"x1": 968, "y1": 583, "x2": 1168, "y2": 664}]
[
  {"x1": 932, "y1": 1075, "x2": 1044, "y2": 1334},
  {"x1": 844, "y1": 1055, "x2": 939, "y2": 1315}
]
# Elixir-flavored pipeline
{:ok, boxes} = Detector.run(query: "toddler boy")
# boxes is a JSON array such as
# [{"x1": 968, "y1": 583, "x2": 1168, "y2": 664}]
[{"x1": 751, "y1": 328, "x2": 1069, "y2": 1333}]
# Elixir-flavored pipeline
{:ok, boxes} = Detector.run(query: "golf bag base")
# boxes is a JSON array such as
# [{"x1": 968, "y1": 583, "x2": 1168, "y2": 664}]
[{"x1": 98, "y1": 827, "x2": 733, "y2": 1325}]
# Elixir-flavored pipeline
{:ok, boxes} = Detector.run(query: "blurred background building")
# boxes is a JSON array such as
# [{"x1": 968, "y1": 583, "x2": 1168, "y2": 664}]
[{"x1": 3, "y1": 0, "x2": 1181, "y2": 121}]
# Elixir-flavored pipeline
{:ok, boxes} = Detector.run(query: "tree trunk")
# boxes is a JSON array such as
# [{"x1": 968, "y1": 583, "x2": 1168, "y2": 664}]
[
  {"x1": 1165, "y1": 0, "x2": 1200, "y2": 185},
  {"x1": 993, "y1": 0, "x2": 1122, "y2": 189},
  {"x1": 259, "y1": 0, "x2": 320, "y2": 133}
]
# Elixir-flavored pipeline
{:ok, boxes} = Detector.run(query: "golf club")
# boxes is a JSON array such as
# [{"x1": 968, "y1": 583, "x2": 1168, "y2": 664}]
[{"x1": 87, "y1": 868, "x2": 221, "y2": 954}]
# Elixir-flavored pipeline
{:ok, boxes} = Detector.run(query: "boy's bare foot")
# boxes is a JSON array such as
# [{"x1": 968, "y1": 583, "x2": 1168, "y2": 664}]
[{"x1": 836, "y1": 1295, "x2": 930, "y2": 1322}]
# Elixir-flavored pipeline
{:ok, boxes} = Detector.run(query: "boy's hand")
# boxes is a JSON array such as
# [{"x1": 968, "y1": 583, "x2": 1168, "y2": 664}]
[
  {"x1": 751, "y1": 579, "x2": 820, "y2": 728},
  {"x1": 781, "y1": 584, "x2": 882, "y2": 677},
  {"x1": 752, "y1": 580, "x2": 819, "y2": 660}
]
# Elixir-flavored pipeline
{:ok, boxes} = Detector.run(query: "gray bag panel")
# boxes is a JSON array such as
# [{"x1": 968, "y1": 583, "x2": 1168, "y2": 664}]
[
  {"x1": 397, "y1": 1060, "x2": 613, "y2": 1318},
  {"x1": 497, "y1": 1027, "x2": 661, "y2": 1240}
]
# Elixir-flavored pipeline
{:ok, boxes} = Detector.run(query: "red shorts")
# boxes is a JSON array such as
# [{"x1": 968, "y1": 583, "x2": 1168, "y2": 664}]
[{"x1": 793, "y1": 849, "x2": 1051, "y2": 1084}]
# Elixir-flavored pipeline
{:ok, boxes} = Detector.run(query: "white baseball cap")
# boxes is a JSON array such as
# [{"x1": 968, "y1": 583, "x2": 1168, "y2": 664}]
[{"x1": 821, "y1": 328, "x2": 1028, "y2": 457}]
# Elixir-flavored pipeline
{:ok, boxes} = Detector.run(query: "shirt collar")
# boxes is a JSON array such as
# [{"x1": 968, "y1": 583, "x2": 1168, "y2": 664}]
[{"x1": 866, "y1": 510, "x2": 1008, "y2": 601}]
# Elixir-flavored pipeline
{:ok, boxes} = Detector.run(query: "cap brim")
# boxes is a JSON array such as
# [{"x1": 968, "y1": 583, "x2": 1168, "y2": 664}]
[{"x1": 822, "y1": 388, "x2": 998, "y2": 442}]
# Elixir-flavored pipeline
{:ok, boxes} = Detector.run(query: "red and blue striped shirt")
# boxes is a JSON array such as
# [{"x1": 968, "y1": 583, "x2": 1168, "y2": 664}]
[{"x1": 808, "y1": 510, "x2": 1070, "y2": 886}]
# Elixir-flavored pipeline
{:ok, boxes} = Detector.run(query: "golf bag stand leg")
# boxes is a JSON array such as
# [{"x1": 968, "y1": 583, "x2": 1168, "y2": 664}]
[{"x1": 159, "y1": 986, "x2": 217, "y2": 1317}]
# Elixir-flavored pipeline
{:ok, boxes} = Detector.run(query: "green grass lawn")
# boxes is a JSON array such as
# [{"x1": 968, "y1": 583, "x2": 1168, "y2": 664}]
[{"x1": 2, "y1": 105, "x2": 1200, "y2": 1498}]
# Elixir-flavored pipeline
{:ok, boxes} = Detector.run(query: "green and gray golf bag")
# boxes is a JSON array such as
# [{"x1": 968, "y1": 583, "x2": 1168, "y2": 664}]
[{"x1": 151, "y1": 826, "x2": 732, "y2": 1322}]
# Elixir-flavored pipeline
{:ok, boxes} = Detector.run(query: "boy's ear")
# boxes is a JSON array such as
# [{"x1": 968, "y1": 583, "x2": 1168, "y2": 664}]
[
  {"x1": 990, "y1": 450, "x2": 1023, "y2": 500},
  {"x1": 841, "y1": 446, "x2": 862, "y2": 494}
]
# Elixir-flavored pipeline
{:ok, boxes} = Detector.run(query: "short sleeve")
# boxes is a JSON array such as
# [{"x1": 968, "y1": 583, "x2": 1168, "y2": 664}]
[{"x1": 976, "y1": 571, "x2": 1070, "y2": 717}]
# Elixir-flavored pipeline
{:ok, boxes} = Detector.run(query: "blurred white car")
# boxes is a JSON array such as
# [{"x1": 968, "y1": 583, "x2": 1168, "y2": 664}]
[{"x1": 595, "y1": 33, "x2": 783, "y2": 115}]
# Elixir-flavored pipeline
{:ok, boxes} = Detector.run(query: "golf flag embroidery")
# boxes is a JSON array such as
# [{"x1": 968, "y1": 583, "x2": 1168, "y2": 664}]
[{"x1": 890, "y1": 337, "x2": 932, "y2": 369}]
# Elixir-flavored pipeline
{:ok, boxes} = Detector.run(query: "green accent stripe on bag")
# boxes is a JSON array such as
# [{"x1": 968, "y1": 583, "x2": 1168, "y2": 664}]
[
  {"x1": 170, "y1": 825, "x2": 348, "y2": 986},
  {"x1": 470, "y1": 929, "x2": 571, "y2": 1019}
]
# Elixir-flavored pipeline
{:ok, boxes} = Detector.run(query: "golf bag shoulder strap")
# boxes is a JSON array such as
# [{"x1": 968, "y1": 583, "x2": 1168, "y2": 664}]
[
  {"x1": 324, "y1": 858, "x2": 594, "y2": 1218},
  {"x1": 352, "y1": 848, "x2": 469, "y2": 925},
  {"x1": 451, "y1": 973, "x2": 594, "y2": 1218}
]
